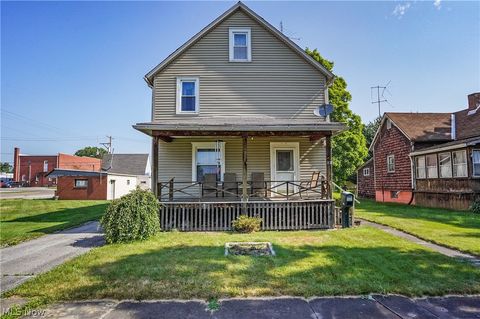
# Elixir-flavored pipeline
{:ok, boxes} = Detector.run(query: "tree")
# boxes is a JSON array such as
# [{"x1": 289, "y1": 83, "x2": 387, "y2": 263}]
[
  {"x1": 75, "y1": 146, "x2": 107, "y2": 159},
  {"x1": 363, "y1": 116, "x2": 382, "y2": 149},
  {"x1": 305, "y1": 48, "x2": 368, "y2": 184},
  {"x1": 0, "y1": 162, "x2": 13, "y2": 173}
]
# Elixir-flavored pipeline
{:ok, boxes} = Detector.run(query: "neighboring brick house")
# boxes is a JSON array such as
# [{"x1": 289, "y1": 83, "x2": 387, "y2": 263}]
[
  {"x1": 356, "y1": 158, "x2": 374, "y2": 198},
  {"x1": 12, "y1": 147, "x2": 102, "y2": 187}
]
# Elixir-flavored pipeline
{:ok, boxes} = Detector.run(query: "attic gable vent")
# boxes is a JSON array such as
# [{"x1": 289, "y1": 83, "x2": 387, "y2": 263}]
[{"x1": 386, "y1": 119, "x2": 392, "y2": 130}]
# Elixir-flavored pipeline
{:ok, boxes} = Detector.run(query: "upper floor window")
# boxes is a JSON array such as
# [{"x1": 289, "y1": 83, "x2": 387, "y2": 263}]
[
  {"x1": 426, "y1": 154, "x2": 438, "y2": 178},
  {"x1": 386, "y1": 119, "x2": 392, "y2": 130},
  {"x1": 439, "y1": 152, "x2": 452, "y2": 178},
  {"x1": 473, "y1": 150, "x2": 480, "y2": 177},
  {"x1": 387, "y1": 155, "x2": 395, "y2": 173},
  {"x1": 229, "y1": 28, "x2": 251, "y2": 62},
  {"x1": 363, "y1": 167, "x2": 370, "y2": 176},
  {"x1": 453, "y1": 150, "x2": 467, "y2": 177},
  {"x1": 416, "y1": 156, "x2": 426, "y2": 179},
  {"x1": 176, "y1": 77, "x2": 199, "y2": 114},
  {"x1": 43, "y1": 160, "x2": 48, "y2": 172}
]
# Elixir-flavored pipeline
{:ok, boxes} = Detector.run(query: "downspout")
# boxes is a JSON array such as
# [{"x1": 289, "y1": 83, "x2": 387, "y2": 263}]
[{"x1": 408, "y1": 142, "x2": 415, "y2": 205}]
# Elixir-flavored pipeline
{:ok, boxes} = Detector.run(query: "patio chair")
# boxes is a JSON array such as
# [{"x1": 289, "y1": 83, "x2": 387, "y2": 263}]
[
  {"x1": 300, "y1": 171, "x2": 321, "y2": 199},
  {"x1": 202, "y1": 173, "x2": 218, "y2": 198},
  {"x1": 250, "y1": 172, "x2": 267, "y2": 198},
  {"x1": 222, "y1": 173, "x2": 238, "y2": 198}
]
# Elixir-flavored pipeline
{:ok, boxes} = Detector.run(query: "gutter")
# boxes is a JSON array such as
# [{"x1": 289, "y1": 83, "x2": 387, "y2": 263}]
[{"x1": 410, "y1": 142, "x2": 469, "y2": 156}]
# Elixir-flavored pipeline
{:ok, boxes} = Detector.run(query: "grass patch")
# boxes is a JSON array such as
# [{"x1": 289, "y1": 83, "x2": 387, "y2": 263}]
[
  {"x1": 356, "y1": 199, "x2": 480, "y2": 256},
  {"x1": 5, "y1": 227, "x2": 479, "y2": 304},
  {"x1": 0, "y1": 199, "x2": 108, "y2": 246}
]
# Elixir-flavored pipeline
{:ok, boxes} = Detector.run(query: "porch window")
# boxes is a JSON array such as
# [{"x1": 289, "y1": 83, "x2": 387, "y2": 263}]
[
  {"x1": 229, "y1": 28, "x2": 251, "y2": 62},
  {"x1": 439, "y1": 152, "x2": 452, "y2": 178},
  {"x1": 176, "y1": 77, "x2": 199, "y2": 114},
  {"x1": 192, "y1": 142, "x2": 225, "y2": 182},
  {"x1": 453, "y1": 150, "x2": 467, "y2": 177},
  {"x1": 387, "y1": 155, "x2": 395, "y2": 173},
  {"x1": 426, "y1": 154, "x2": 438, "y2": 178},
  {"x1": 472, "y1": 150, "x2": 480, "y2": 177},
  {"x1": 416, "y1": 156, "x2": 426, "y2": 179}
]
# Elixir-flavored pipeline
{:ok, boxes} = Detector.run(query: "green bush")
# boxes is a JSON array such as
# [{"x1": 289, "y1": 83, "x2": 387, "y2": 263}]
[
  {"x1": 232, "y1": 215, "x2": 262, "y2": 233},
  {"x1": 100, "y1": 188, "x2": 160, "y2": 243},
  {"x1": 471, "y1": 199, "x2": 480, "y2": 214}
]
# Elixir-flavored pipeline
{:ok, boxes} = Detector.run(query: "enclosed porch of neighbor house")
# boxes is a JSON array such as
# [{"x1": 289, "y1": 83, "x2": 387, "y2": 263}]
[{"x1": 134, "y1": 118, "x2": 345, "y2": 231}]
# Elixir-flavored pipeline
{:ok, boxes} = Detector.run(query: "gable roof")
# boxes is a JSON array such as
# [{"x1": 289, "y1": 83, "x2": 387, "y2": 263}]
[
  {"x1": 101, "y1": 154, "x2": 149, "y2": 176},
  {"x1": 369, "y1": 112, "x2": 452, "y2": 151},
  {"x1": 144, "y1": 1, "x2": 334, "y2": 87}
]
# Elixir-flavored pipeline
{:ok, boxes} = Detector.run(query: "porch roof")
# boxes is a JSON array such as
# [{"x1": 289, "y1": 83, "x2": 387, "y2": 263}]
[{"x1": 133, "y1": 116, "x2": 345, "y2": 137}]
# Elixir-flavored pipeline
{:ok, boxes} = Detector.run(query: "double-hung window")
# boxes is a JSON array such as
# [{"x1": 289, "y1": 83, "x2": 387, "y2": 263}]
[
  {"x1": 439, "y1": 152, "x2": 452, "y2": 178},
  {"x1": 363, "y1": 167, "x2": 370, "y2": 176},
  {"x1": 43, "y1": 160, "x2": 48, "y2": 172},
  {"x1": 453, "y1": 150, "x2": 468, "y2": 177},
  {"x1": 229, "y1": 28, "x2": 251, "y2": 62},
  {"x1": 426, "y1": 154, "x2": 438, "y2": 178},
  {"x1": 416, "y1": 156, "x2": 426, "y2": 179},
  {"x1": 473, "y1": 150, "x2": 480, "y2": 177},
  {"x1": 192, "y1": 142, "x2": 225, "y2": 182},
  {"x1": 387, "y1": 155, "x2": 395, "y2": 173},
  {"x1": 176, "y1": 77, "x2": 199, "y2": 114}
]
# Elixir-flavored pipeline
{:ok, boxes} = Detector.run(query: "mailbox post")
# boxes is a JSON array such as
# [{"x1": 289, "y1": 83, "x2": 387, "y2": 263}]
[{"x1": 341, "y1": 191, "x2": 355, "y2": 228}]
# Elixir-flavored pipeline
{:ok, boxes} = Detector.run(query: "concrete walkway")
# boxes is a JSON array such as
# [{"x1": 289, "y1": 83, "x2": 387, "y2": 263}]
[
  {"x1": 5, "y1": 296, "x2": 478, "y2": 318},
  {"x1": 360, "y1": 219, "x2": 480, "y2": 267},
  {"x1": 0, "y1": 221, "x2": 104, "y2": 292}
]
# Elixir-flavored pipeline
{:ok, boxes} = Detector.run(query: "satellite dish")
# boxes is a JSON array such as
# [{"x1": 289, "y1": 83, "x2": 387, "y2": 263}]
[{"x1": 314, "y1": 104, "x2": 334, "y2": 117}]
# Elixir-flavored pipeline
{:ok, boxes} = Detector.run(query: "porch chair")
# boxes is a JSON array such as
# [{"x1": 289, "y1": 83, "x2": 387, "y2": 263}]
[
  {"x1": 300, "y1": 171, "x2": 321, "y2": 199},
  {"x1": 202, "y1": 173, "x2": 218, "y2": 198},
  {"x1": 222, "y1": 173, "x2": 238, "y2": 198},
  {"x1": 250, "y1": 172, "x2": 267, "y2": 198}
]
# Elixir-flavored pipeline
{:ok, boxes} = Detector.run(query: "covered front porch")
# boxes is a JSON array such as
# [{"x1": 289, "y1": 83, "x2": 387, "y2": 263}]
[{"x1": 134, "y1": 117, "x2": 344, "y2": 231}]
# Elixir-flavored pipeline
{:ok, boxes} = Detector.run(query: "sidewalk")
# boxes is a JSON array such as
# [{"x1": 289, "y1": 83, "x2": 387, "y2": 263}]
[{"x1": 6, "y1": 296, "x2": 479, "y2": 319}]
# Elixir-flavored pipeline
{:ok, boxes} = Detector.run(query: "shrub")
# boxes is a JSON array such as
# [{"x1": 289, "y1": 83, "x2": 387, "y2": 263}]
[
  {"x1": 471, "y1": 199, "x2": 480, "y2": 214},
  {"x1": 100, "y1": 188, "x2": 160, "y2": 243},
  {"x1": 232, "y1": 215, "x2": 262, "y2": 233}
]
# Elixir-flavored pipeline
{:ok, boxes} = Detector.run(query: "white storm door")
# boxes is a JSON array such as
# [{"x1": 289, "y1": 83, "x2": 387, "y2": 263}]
[{"x1": 270, "y1": 142, "x2": 300, "y2": 195}]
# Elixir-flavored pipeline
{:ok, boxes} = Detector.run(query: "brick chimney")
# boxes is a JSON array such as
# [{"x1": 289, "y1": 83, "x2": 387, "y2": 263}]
[
  {"x1": 467, "y1": 92, "x2": 480, "y2": 110},
  {"x1": 13, "y1": 147, "x2": 20, "y2": 182}
]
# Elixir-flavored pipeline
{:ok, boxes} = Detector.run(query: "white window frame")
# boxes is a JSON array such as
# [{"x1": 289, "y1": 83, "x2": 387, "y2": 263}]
[
  {"x1": 74, "y1": 179, "x2": 88, "y2": 188},
  {"x1": 438, "y1": 152, "x2": 452, "y2": 178},
  {"x1": 387, "y1": 155, "x2": 395, "y2": 173},
  {"x1": 386, "y1": 119, "x2": 392, "y2": 130},
  {"x1": 229, "y1": 27, "x2": 251, "y2": 62},
  {"x1": 363, "y1": 167, "x2": 370, "y2": 177},
  {"x1": 191, "y1": 142, "x2": 225, "y2": 182},
  {"x1": 43, "y1": 160, "x2": 48, "y2": 172},
  {"x1": 453, "y1": 150, "x2": 468, "y2": 178},
  {"x1": 426, "y1": 154, "x2": 438, "y2": 178},
  {"x1": 176, "y1": 77, "x2": 199, "y2": 114},
  {"x1": 473, "y1": 149, "x2": 480, "y2": 178},
  {"x1": 416, "y1": 156, "x2": 426, "y2": 179}
]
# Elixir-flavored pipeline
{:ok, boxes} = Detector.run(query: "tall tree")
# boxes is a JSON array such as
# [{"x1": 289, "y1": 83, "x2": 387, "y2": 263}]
[
  {"x1": 75, "y1": 146, "x2": 107, "y2": 159},
  {"x1": 305, "y1": 48, "x2": 368, "y2": 184},
  {"x1": 0, "y1": 162, "x2": 13, "y2": 173}
]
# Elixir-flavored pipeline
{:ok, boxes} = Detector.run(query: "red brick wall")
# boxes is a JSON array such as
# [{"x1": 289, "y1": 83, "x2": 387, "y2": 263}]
[
  {"x1": 373, "y1": 122, "x2": 413, "y2": 202},
  {"x1": 58, "y1": 153, "x2": 101, "y2": 171},
  {"x1": 357, "y1": 159, "x2": 375, "y2": 198},
  {"x1": 56, "y1": 175, "x2": 107, "y2": 200},
  {"x1": 16, "y1": 155, "x2": 58, "y2": 187}
]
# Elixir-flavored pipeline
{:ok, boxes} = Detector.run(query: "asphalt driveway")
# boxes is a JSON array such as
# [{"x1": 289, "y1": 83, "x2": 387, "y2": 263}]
[
  {"x1": 0, "y1": 187, "x2": 55, "y2": 199},
  {"x1": 0, "y1": 221, "x2": 103, "y2": 292}
]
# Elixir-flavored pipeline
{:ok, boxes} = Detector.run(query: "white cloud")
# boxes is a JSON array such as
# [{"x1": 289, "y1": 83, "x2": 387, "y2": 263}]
[
  {"x1": 434, "y1": 0, "x2": 442, "y2": 10},
  {"x1": 392, "y1": 2, "x2": 411, "y2": 18}
]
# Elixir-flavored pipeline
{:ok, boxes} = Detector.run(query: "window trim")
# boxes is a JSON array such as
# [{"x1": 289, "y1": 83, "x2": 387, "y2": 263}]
[
  {"x1": 438, "y1": 152, "x2": 452, "y2": 179},
  {"x1": 452, "y1": 150, "x2": 468, "y2": 178},
  {"x1": 363, "y1": 167, "x2": 370, "y2": 177},
  {"x1": 425, "y1": 154, "x2": 438, "y2": 179},
  {"x1": 416, "y1": 156, "x2": 426, "y2": 179},
  {"x1": 74, "y1": 179, "x2": 88, "y2": 189},
  {"x1": 43, "y1": 160, "x2": 48, "y2": 173},
  {"x1": 472, "y1": 149, "x2": 480, "y2": 178},
  {"x1": 176, "y1": 77, "x2": 200, "y2": 114},
  {"x1": 387, "y1": 154, "x2": 395, "y2": 173},
  {"x1": 229, "y1": 27, "x2": 252, "y2": 62},
  {"x1": 191, "y1": 142, "x2": 225, "y2": 182}
]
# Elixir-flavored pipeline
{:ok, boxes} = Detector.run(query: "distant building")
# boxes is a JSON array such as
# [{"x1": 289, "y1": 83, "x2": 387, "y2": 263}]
[
  {"x1": 356, "y1": 158, "x2": 374, "y2": 199},
  {"x1": 101, "y1": 154, "x2": 150, "y2": 189},
  {"x1": 12, "y1": 147, "x2": 101, "y2": 187}
]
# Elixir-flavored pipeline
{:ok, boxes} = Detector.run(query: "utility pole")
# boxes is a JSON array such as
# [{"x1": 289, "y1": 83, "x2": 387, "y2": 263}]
[
  {"x1": 371, "y1": 84, "x2": 389, "y2": 117},
  {"x1": 100, "y1": 135, "x2": 113, "y2": 153}
]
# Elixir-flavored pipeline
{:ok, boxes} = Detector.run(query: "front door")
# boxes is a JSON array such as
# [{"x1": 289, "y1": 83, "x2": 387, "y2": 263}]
[
  {"x1": 270, "y1": 143, "x2": 299, "y2": 195},
  {"x1": 110, "y1": 180, "x2": 116, "y2": 199}
]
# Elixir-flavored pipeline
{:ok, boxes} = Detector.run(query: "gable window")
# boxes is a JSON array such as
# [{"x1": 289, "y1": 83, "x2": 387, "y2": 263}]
[
  {"x1": 416, "y1": 156, "x2": 426, "y2": 179},
  {"x1": 426, "y1": 154, "x2": 438, "y2": 178},
  {"x1": 43, "y1": 160, "x2": 48, "y2": 172},
  {"x1": 363, "y1": 167, "x2": 370, "y2": 177},
  {"x1": 387, "y1": 155, "x2": 395, "y2": 173},
  {"x1": 439, "y1": 152, "x2": 452, "y2": 178},
  {"x1": 176, "y1": 77, "x2": 199, "y2": 114},
  {"x1": 192, "y1": 142, "x2": 225, "y2": 182},
  {"x1": 229, "y1": 28, "x2": 251, "y2": 62},
  {"x1": 473, "y1": 150, "x2": 480, "y2": 177},
  {"x1": 75, "y1": 179, "x2": 88, "y2": 188},
  {"x1": 453, "y1": 150, "x2": 467, "y2": 177}
]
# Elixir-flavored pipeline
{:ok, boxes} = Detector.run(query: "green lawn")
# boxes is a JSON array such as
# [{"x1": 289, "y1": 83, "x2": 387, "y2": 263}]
[
  {"x1": 6, "y1": 227, "x2": 479, "y2": 306},
  {"x1": 0, "y1": 199, "x2": 108, "y2": 246},
  {"x1": 355, "y1": 199, "x2": 480, "y2": 256}
]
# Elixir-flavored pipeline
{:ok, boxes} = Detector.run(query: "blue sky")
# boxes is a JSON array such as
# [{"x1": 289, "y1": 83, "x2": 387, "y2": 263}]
[{"x1": 2, "y1": 1, "x2": 479, "y2": 164}]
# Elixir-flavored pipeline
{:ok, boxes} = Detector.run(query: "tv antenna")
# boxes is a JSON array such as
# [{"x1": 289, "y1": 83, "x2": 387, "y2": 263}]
[
  {"x1": 280, "y1": 21, "x2": 301, "y2": 41},
  {"x1": 100, "y1": 135, "x2": 113, "y2": 153},
  {"x1": 371, "y1": 80, "x2": 392, "y2": 117}
]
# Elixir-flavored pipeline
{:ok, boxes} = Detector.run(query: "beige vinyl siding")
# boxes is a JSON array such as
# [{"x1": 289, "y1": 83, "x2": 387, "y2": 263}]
[
  {"x1": 153, "y1": 11, "x2": 326, "y2": 121},
  {"x1": 158, "y1": 137, "x2": 326, "y2": 183}
]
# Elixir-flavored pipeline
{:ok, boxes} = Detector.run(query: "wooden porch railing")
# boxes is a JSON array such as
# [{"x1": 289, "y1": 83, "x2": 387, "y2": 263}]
[{"x1": 160, "y1": 200, "x2": 336, "y2": 231}]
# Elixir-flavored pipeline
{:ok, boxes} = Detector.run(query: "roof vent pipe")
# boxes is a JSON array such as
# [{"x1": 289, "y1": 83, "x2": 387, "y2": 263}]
[{"x1": 451, "y1": 113, "x2": 456, "y2": 140}]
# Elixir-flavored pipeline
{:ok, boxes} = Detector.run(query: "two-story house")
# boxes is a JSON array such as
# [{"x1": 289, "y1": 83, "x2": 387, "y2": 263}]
[{"x1": 134, "y1": 2, "x2": 345, "y2": 231}]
